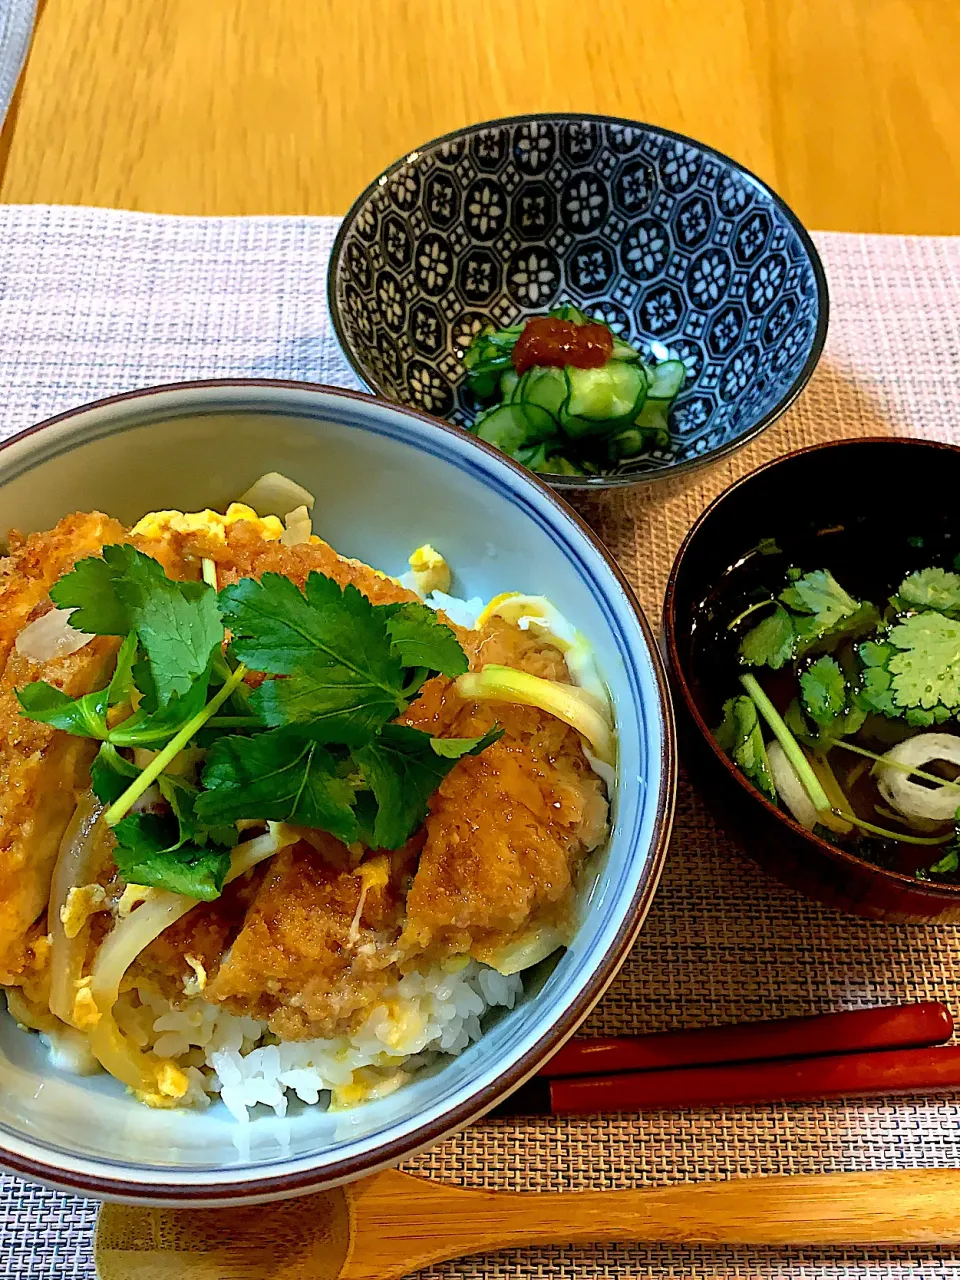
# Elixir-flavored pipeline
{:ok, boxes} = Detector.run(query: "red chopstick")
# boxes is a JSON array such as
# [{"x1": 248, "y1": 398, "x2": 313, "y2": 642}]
[
  {"x1": 490, "y1": 1003, "x2": 957, "y2": 1117},
  {"x1": 541, "y1": 1003, "x2": 954, "y2": 1078},
  {"x1": 504, "y1": 1045, "x2": 960, "y2": 1115}
]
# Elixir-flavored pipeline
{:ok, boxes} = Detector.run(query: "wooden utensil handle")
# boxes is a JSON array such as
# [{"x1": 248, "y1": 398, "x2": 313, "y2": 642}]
[{"x1": 343, "y1": 1168, "x2": 960, "y2": 1279}]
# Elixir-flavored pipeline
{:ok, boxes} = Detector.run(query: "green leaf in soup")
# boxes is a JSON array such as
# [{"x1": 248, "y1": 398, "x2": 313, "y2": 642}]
[
  {"x1": 928, "y1": 845, "x2": 960, "y2": 876},
  {"x1": 800, "y1": 656, "x2": 848, "y2": 727},
  {"x1": 893, "y1": 567, "x2": 960, "y2": 617},
  {"x1": 779, "y1": 568, "x2": 859, "y2": 623},
  {"x1": 714, "y1": 696, "x2": 776, "y2": 801},
  {"x1": 738, "y1": 605, "x2": 796, "y2": 669}
]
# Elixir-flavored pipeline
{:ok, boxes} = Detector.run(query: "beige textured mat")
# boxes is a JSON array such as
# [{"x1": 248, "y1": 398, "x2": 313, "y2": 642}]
[{"x1": 0, "y1": 210, "x2": 957, "y2": 1277}]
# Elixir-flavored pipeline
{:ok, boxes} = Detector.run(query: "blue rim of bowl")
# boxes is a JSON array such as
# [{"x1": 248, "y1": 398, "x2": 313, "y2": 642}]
[
  {"x1": 328, "y1": 112, "x2": 830, "y2": 493},
  {"x1": 0, "y1": 378, "x2": 676, "y2": 1203},
  {"x1": 663, "y1": 435, "x2": 960, "y2": 901}
]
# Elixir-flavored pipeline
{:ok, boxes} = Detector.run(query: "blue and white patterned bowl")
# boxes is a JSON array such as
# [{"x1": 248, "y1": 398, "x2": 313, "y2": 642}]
[
  {"x1": 0, "y1": 381, "x2": 674, "y2": 1203},
  {"x1": 329, "y1": 114, "x2": 829, "y2": 490}
]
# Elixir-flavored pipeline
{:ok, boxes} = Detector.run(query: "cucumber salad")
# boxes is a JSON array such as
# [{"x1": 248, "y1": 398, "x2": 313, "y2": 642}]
[{"x1": 461, "y1": 306, "x2": 685, "y2": 478}]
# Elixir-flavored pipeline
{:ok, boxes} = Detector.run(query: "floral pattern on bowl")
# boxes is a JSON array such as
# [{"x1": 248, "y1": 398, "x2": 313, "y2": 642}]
[{"x1": 329, "y1": 115, "x2": 828, "y2": 488}]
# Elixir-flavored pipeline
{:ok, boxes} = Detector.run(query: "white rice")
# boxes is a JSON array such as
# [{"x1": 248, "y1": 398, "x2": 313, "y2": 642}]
[
  {"x1": 422, "y1": 587, "x2": 484, "y2": 630},
  {"x1": 397, "y1": 571, "x2": 484, "y2": 631},
  {"x1": 128, "y1": 960, "x2": 522, "y2": 1123}
]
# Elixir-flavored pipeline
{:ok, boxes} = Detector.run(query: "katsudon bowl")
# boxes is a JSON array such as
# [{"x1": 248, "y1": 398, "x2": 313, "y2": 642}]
[{"x1": 0, "y1": 380, "x2": 674, "y2": 1205}]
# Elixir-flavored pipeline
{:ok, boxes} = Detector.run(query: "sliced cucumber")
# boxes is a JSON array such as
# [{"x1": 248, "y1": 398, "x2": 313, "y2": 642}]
[
  {"x1": 499, "y1": 369, "x2": 520, "y2": 400},
  {"x1": 646, "y1": 359, "x2": 685, "y2": 400},
  {"x1": 610, "y1": 336, "x2": 641, "y2": 362},
  {"x1": 519, "y1": 366, "x2": 567, "y2": 419},
  {"x1": 475, "y1": 402, "x2": 557, "y2": 455},
  {"x1": 560, "y1": 363, "x2": 647, "y2": 437},
  {"x1": 549, "y1": 303, "x2": 590, "y2": 326},
  {"x1": 632, "y1": 397, "x2": 671, "y2": 446},
  {"x1": 543, "y1": 454, "x2": 585, "y2": 476},
  {"x1": 515, "y1": 442, "x2": 550, "y2": 472}
]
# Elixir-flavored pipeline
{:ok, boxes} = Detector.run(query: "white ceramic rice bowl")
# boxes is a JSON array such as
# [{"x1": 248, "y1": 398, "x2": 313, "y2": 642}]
[{"x1": 0, "y1": 381, "x2": 675, "y2": 1204}]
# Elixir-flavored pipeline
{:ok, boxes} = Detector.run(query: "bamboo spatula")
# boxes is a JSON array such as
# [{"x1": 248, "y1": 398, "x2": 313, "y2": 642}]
[{"x1": 95, "y1": 1167, "x2": 960, "y2": 1280}]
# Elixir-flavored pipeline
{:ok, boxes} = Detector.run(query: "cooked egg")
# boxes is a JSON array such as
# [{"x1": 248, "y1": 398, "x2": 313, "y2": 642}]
[
  {"x1": 131, "y1": 503, "x2": 284, "y2": 544},
  {"x1": 408, "y1": 544, "x2": 451, "y2": 596},
  {"x1": 348, "y1": 855, "x2": 390, "y2": 944},
  {"x1": 71, "y1": 979, "x2": 101, "y2": 1030},
  {"x1": 60, "y1": 884, "x2": 107, "y2": 940},
  {"x1": 183, "y1": 953, "x2": 208, "y2": 996},
  {"x1": 156, "y1": 1060, "x2": 190, "y2": 1099},
  {"x1": 117, "y1": 883, "x2": 153, "y2": 917}
]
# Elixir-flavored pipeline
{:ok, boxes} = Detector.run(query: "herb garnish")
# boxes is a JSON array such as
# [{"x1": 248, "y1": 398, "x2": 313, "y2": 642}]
[
  {"x1": 714, "y1": 694, "x2": 776, "y2": 801},
  {"x1": 18, "y1": 547, "x2": 502, "y2": 896},
  {"x1": 735, "y1": 568, "x2": 880, "y2": 670},
  {"x1": 717, "y1": 561, "x2": 960, "y2": 874}
]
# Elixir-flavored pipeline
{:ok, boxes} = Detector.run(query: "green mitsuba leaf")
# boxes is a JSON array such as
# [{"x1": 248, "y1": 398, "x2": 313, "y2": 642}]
[
  {"x1": 196, "y1": 726, "x2": 360, "y2": 843},
  {"x1": 107, "y1": 664, "x2": 212, "y2": 748},
  {"x1": 17, "y1": 632, "x2": 141, "y2": 740},
  {"x1": 157, "y1": 773, "x2": 237, "y2": 851},
  {"x1": 385, "y1": 603, "x2": 469, "y2": 678},
  {"x1": 739, "y1": 605, "x2": 796, "y2": 669},
  {"x1": 90, "y1": 742, "x2": 141, "y2": 804},
  {"x1": 111, "y1": 813, "x2": 232, "y2": 901},
  {"x1": 429, "y1": 729, "x2": 504, "y2": 759},
  {"x1": 51, "y1": 545, "x2": 223, "y2": 706},
  {"x1": 354, "y1": 723, "x2": 502, "y2": 850},
  {"x1": 714, "y1": 696, "x2": 775, "y2": 800},
  {"x1": 220, "y1": 573, "x2": 408, "y2": 738},
  {"x1": 16, "y1": 681, "x2": 111, "y2": 738}
]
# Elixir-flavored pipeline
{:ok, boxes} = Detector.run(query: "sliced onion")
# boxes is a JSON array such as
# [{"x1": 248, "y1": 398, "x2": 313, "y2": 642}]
[
  {"x1": 875, "y1": 733, "x2": 960, "y2": 823},
  {"x1": 239, "y1": 472, "x2": 315, "y2": 517},
  {"x1": 767, "y1": 740, "x2": 818, "y2": 830},
  {"x1": 456, "y1": 665, "x2": 615, "y2": 766},
  {"x1": 15, "y1": 607, "x2": 93, "y2": 663},
  {"x1": 48, "y1": 793, "x2": 110, "y2": 1027},
  {"x1": 280, "y1": 505, "x2": 313, "y2": 546},
  {"x1": 766, "y1": 742, "x2": 852, "y2": 835},
  {"x1": 477, "y1": 593, "x2": 610, "y2": 711},
  {"x1": 477, "y1": 924, "x2": 566, "y2": 975}
]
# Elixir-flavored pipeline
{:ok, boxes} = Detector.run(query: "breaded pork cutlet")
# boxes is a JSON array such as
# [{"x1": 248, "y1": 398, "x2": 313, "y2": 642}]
[{"x1": 0, "y1": 513, "x2": 123, "y2": 984}]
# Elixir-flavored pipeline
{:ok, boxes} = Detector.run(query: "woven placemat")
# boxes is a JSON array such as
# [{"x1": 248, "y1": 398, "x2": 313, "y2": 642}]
[{"x1": 0, "y1": 207, "x2": 959, "y2": 1278}]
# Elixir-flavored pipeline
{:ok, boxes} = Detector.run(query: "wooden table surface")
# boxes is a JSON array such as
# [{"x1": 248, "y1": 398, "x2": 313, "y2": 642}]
[{"x1": 1, "y1": 0, "x2": 958, "y2": 232}]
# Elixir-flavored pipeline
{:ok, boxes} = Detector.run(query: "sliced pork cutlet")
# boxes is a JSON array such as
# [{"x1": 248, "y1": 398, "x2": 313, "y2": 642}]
[{"x1": 0, "y1": 513, "x2": 125, "y2": 984}]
